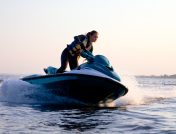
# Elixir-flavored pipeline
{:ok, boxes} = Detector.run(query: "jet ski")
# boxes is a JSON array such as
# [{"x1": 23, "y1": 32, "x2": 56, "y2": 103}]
[{"x1": 22, "y1": 55, "x2": 128, "y2": 106}]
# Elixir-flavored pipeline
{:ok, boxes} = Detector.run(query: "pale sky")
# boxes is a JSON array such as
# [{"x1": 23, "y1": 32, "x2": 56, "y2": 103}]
[{"x1": 0, "y1": 0, "x2": 176, "y2": 75}]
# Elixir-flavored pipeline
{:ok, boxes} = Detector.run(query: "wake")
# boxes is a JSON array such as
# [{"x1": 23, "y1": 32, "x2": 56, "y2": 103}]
[{"x1": 115, "y1": 76, "x2": 176, "y2": 106}]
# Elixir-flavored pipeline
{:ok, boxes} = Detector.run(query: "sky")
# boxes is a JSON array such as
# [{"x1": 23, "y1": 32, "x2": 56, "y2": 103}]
[{"x1": 0, "y1": 0, "x2": 176, "y2": 75}]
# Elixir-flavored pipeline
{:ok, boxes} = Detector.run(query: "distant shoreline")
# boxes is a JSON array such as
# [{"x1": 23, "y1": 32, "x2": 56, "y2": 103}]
[{"x1": 136, "y1": 74, "x2": 176, "y2": 78}]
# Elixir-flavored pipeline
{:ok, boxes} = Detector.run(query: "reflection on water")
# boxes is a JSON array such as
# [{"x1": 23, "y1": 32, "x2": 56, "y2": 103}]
[
  {"x1": 33, "y1": 105, "x2": 127, "y2": 132},
  {"x1": 58, "y1": 109, "x2": 112, "y2": 131}
]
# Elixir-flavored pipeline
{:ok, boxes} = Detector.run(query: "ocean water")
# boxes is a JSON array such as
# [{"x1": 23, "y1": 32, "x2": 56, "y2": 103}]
[{"x1": 0, "y1": 75, "x2": 176, "y2": 134}]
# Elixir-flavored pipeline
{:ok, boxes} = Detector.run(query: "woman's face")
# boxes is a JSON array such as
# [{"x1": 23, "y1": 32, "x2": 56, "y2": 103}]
[{"x1": 90, "y1": 33, "x2": 98, "y2": 43}]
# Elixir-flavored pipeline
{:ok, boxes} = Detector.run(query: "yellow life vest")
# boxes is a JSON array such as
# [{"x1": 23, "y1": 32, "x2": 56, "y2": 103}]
[{"x1": 67, "y1": 36, "x2": 89, "y2": 56}]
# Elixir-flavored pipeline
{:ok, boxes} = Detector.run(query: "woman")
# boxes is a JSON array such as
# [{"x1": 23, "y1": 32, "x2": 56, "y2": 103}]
[{"x1": 56, "y1": 30, "x2": 98, "y2": 73}]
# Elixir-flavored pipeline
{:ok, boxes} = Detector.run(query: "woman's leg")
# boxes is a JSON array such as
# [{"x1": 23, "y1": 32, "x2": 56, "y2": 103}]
[
  {"x1": 68, "y1": 55, "x2": 79, "y2": 70},
  {"x1": 56, "y1": 48, "x2": 69, "y2": 73}
]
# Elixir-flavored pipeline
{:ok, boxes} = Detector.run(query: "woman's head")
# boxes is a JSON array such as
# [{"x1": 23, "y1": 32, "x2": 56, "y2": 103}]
[{"x1": 86, "y1": 30, "x2": 98, "y2": 43}]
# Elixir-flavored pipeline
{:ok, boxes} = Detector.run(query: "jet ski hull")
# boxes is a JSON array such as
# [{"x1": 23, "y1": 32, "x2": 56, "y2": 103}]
[{"x1": 22, "y1": 73, "x2": 128, "y2": 105}]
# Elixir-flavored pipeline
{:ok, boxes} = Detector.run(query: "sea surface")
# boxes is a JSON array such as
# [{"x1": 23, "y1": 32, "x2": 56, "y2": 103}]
[{"x1": 0, "y1": 74, "x2": 176, "y2": 134}]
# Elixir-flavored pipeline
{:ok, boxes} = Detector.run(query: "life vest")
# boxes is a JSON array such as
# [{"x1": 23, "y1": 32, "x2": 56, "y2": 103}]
[{"x1": 67, "y1": 35, "x2": 91, "y2": 56}]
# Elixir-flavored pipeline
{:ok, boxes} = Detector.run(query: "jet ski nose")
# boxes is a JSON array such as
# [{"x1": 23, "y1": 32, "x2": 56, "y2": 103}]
[{"x1": 93, "y1": 55, "x2": 121, "y2": 81}]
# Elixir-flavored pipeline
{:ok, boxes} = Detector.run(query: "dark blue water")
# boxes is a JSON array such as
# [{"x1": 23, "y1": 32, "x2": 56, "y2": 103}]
[{"x1": 0, "y1": 75, "x2": 176, "y2": 134}]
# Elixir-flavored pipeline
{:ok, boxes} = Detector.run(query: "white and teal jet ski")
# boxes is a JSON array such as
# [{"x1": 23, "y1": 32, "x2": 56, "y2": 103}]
[{"x1": 22, "y1": 55, "x2": 128, "y2": 106}]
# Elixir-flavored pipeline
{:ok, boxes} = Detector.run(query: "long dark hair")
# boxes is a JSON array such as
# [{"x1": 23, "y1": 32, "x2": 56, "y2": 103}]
[{"x1": 86, "y1": 30, "x2": 98, "y2": 45}]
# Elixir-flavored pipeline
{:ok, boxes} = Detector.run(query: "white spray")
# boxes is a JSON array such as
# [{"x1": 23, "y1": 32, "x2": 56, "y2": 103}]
[{"x1": 115, "y1": 75, "x2": 176, "y2": 106}]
